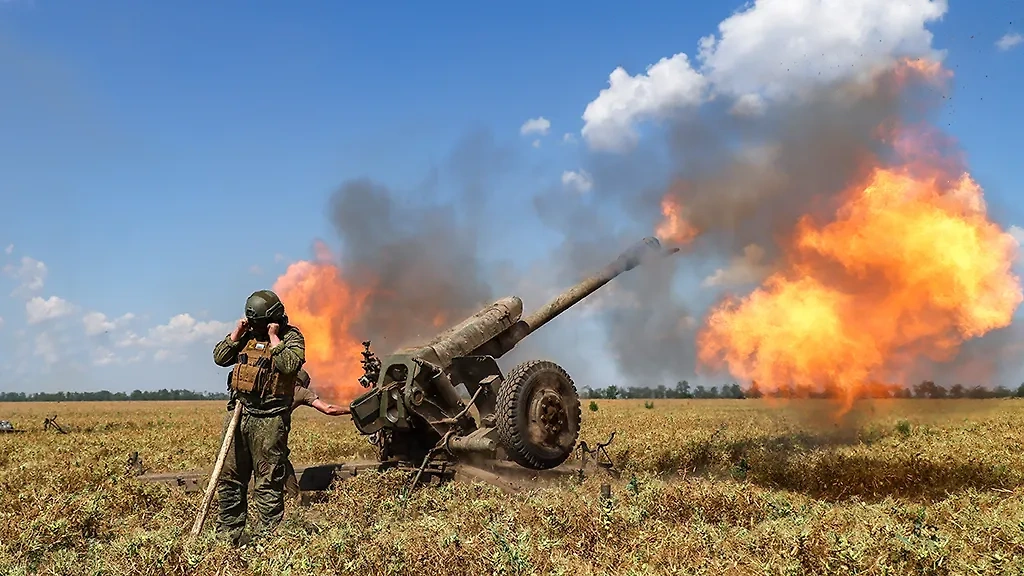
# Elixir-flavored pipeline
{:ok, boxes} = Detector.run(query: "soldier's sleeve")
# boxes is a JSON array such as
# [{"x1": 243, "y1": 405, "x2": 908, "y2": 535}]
[
  {"x1": 295, "y1": 386, "x2": 318, "y2": 407},
  {"x1": 304, "y1": 386, "x2": 319, "y2": 406},
  {"x1": 213, "y1": 333, "x2": 247, "y2": 367},
  {"x1": 271, "y1": 327, "x2": 305, "y2": 376}
]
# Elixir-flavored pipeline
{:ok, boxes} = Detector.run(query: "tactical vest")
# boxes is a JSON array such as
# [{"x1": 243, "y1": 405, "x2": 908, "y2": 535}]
[{"x1": 230, "y1": 338, "x2": 295, "y2": 397}]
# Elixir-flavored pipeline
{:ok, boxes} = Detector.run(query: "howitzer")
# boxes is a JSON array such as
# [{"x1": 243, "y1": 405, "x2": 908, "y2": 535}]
[
  {"x1": 350, "y1": 236, "x2": 678, "y2": 473},
  {"x1": 138, "y1": 236, "x2": 679, "y2": 496}
]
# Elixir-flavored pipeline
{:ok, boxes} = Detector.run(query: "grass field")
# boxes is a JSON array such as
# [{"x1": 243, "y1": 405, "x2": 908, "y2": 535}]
[{"x1": 1, "y1": 398, "x2": 1023, "y2": 575}]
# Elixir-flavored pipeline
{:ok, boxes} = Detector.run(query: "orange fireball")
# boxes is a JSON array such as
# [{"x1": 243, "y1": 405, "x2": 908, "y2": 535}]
[
  {"x1": 655, "y1": 195, "x2": 698, "y2": 245},
  {"x1": 273, "y1": 240, "x2": 370, "y2": 403},
  {"x1": 697, "y1": 142, "x2": 1022, "y2": 415}
]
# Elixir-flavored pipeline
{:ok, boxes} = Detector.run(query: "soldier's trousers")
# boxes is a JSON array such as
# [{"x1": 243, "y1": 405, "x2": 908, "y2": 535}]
[{"x1": 215, "y1": 409, "x2": 291, "y2": 544}]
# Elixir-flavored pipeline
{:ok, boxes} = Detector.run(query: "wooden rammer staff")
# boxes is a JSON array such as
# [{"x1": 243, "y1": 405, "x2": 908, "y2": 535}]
[{"x1": 190, "y1": 402, "x2": 243, "y2": 539}]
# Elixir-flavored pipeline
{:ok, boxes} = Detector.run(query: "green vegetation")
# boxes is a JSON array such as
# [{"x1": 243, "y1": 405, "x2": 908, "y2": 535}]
[
  {"x1": 0, "y1": 389, "x2": 230, "y2": 402},
  {"x1": 585, "y1": 380, "x2": 1024, "y2": 399}
]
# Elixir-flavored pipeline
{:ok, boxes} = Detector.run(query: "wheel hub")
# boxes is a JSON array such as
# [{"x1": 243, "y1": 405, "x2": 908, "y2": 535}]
[{"x1": 536, "y1": 392, "x2": 567, "y2": 444}]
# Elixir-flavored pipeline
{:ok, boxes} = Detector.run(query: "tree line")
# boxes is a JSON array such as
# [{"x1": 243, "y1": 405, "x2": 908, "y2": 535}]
[
  {"x1": 0, "y1": 389, "x2": 230, "y2": 402},
  {"x1": 2, "y1": 380, "x2": 1024, "y2": 403},
  {"x1": 582, "y1": 380, "x2": 1024, "y2": 399}
]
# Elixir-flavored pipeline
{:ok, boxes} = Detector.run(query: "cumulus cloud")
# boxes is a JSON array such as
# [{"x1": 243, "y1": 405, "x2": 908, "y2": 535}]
[
  {"x1": 697, "y1": 0, "x2": 946, "y2": 100},
  {"x1": 4, "y1": 244, "x2": 12, "y2": 255},
  {"x1": 82, "y1": 311, "x2": 134, "y2": 336},
  {"x1": 581, "y1": 0, "x2": 948, "y2": 151},
  {"x1": 702, "y1": 244, "x2": 771, "y2": 287},
  {"x1": 520, "y1": 117, "x2": 551, "y2": 136},
  {"x1": 562, "y1": 133, "x2": 577, "y2": 144},
  {"x1": 91, "y1": 346, "x2": 117, "y2": 366},
  {"x1": 729, "y1": 93, "x2": 766, "y2": 116},
  {"x1": 561, "y1": 169, "x2": 594, "y2": 193},
  {"x1": 1010, "y1": 225, "x2": 1024, "y2": 245},
  {"x1": 581, "y1": 53, "x2": 708, "y2": 152},
  {"x1": 26, "y1": 296, "x2": 74, "y2": 324},
  {"x1": 997, "y1": 33, "x2": 1023, "y2": 51},
  {"x1": 4, "y1": 256, "x2": 47, "y2": 296},
  {"x1": 532, "y1": 139, "x2": 541, "y2": 148},
  {"x1": 117, "y1": 313, "x2": 232, "y2": 349}
]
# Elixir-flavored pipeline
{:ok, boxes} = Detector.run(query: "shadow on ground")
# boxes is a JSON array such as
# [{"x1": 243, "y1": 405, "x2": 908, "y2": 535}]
[{"x1": 616, "y1": 427, "x2": 1021, "y2": 502}]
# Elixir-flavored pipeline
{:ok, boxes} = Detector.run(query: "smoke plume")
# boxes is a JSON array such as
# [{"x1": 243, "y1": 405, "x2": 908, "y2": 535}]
[{"x1": 537, "y1": 59, "x2": 1021, "y2": 404}]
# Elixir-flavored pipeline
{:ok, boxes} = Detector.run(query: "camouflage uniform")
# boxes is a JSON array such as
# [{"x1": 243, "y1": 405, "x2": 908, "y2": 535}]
[
  {"x1": 212, "y1": 290, "x2": 305, "y2": 545},
  {"x1": 283, "y1": 371, "x2": 320, "y2": 498}
]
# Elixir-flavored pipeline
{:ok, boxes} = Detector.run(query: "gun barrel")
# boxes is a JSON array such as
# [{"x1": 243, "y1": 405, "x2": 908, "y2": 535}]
[{"x1": 515, "y1": 236, "x2": 674, "y2": 342}]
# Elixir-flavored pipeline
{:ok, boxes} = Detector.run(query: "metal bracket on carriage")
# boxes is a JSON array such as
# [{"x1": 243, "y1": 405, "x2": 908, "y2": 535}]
[{"x1": 575, "y1": 431, "x2": 619, "y2": 480}]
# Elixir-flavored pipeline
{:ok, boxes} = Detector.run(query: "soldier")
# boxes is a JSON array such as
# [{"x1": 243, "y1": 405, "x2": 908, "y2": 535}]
[
  {"x1": 212, "y1": 289, "x2": 305, "y2": 546},
  {"x1": 283, "y1": 368, "x2": 349, "y2": 499}
]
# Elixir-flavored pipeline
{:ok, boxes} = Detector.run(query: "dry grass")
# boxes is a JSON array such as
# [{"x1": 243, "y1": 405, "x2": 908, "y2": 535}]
[{"x1": 2, "y1": 398, "x2": 1023, "y2": 575}]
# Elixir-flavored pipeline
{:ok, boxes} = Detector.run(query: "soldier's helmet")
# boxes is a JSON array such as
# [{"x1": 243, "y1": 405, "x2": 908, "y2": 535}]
[
  {"x1": 245, "y1": 290, "x2": 285, "y2": 328},
  {"x1": 297, "y1": 368, "x2": 310, "y2": 388}
]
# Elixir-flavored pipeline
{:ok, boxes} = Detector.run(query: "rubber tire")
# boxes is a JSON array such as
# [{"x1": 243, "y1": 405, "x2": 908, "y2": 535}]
[{"x1": 496, "y1": 360, "x2": 582, "y2": 470}]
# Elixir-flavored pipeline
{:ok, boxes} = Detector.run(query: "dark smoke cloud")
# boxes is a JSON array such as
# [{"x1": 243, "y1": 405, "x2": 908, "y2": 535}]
[
  {"x1": 317, "y1": 66, "x2": 1018, "y2": 392},
  {"x1": 325, "y1": 129, "x2": 518, "y2": 352},
  {"x1": 907, "y1": 323, "x2": 1024, "y2": 389},
  {"x1": 535, "y1": 68, "x2": 960, "y2": 387}
]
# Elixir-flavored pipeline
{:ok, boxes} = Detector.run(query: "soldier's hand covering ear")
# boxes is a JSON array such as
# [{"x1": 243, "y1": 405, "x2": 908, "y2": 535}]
[{"x1": 230, "y1": 318, "x2": 249, "y2": 342}]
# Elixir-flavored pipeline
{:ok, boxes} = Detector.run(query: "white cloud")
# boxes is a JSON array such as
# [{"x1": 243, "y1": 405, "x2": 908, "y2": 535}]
[
  {"x1": 580, "y1": 0, "x2": 948, "y2": 152},
  {"x1": 702, "y1": 244, "x2": 771, "y2": 287},
  {"x1": 729, "y1": 93, "x2": 766, "y2": 116},
  {"x1": 4, "y1": 256, "x2": 47, "y2": 296},
  {"x1": 92, "y1": 346, "x2": 118, "y2": 366},
  {"x1": 581, "y1": 53, "x2": 708, "y2": 152},
  {"x1": 274, "y1": 253, "x2": 286, "y2": 263},
  {"x1": 26, "y1": 296, "x2": 74, "y2": 324},
  {"x1": 154, "y1": 349, "x2": 186, "y2": 362},
  {"x1": 562, "y1": 133, "x2": 577, "y2": 144},
  {"x1": 34, "y1": 332, "x2": 58, "y2": 365},
  {"x1": 4, "y1": 244, "x2": 12, "y2": 255},
  {"x1": 532, "y1": 139, "x2": 541, "y2": 148},
  {"x1": 82, "y1": 311, "x2": 134, "y2": 336},
  {"x1": 1010, "y1": 225, "x2": 1024, "y2": 245},
  {"x1": 249, "y1": 265, "x2": 263, "y2": 275},
  {"x1": 520, "y1": 117, "x2": 551, "y2": 136},
  {"x1": 90, "y1": 344, "x2": 143, "y2": 367},
  {"x1": 118, "y1": 313, "x2": 232, "y2": 349},
  {"x1": 561, "y1": 169, "x2": 594, "y2": 193},
  {"x1": 0, "y1": 316, "x2": 4, "y2": 329},
  {"x1": 997, "y1": 33, "x2": 1023, "y2": 51},
  {"x1": 697, "y1": 0, "x2": 946, "y2": 101}
]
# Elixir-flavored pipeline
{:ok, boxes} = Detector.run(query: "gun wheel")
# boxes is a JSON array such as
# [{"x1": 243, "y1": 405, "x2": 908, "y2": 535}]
[{"x1": 496, "y1": 360, "x2": 581, "y2": 470}]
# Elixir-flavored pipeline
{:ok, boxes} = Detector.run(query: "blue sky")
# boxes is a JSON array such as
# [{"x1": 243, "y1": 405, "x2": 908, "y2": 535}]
[{"x1": 1, "y1": 0, "x2": 1022, "y2": 394}]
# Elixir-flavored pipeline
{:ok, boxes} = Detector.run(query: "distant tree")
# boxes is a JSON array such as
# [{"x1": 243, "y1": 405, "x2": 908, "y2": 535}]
[
  {"x1": 0, "y1": 389, "x2": 230, "y2": 402},
  {"x1": 966, "y1": 385, "x2": 988, "y2": 399},
  {"x1": 655, "y1": 385, "x2": 667, "y2": 399},
  {"x1": 603, "y1": 385, "x2": 619, "y2": 399},
  {"x1": 745, "y1": 381, "x2": 763, "y2": 398},
  {"x1": 675, "y1": 380, "x2": 691, "y2": 399},
  {"x1": 1016, "y1": 384, "x2": 1024, "y2": 398},
  {"x1": 914, "y1": 380, "x2": 937, "y2": 398},
  {"x1": 949, "y1": 384, "x2": 965, "y2": 398}
]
